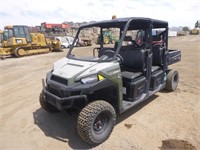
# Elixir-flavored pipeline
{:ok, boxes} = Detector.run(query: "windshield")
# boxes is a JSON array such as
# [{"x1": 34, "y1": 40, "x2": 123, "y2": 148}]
[
  {"x1": 0, "y1": 31, "x2": 8, "y2": 42},
  {"x1": 6, "y1": 28, "x2": 13, "y2": 39},
  {"x1": 3, "y1": 31, "x2": 8, "y2": 41},
  {"x1": 13, "y1": 26, "x2": 26, "y2": 38},
  {"x1": 68, "y1": 26, "x2": 149, "y2": 62},
  {"x1": 68, "y1": 27, "x2": 120, "y2": 62}
]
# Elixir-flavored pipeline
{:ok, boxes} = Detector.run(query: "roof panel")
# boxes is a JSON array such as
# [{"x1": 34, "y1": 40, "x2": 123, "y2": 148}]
[{"x1": 80, "y1": 17, "x2": 168, "y2": 29}]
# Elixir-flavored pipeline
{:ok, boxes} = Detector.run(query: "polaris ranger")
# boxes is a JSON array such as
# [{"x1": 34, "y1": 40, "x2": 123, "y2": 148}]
[{"x1": 39, "y1": 17, "x2": 181, "y2": 145}]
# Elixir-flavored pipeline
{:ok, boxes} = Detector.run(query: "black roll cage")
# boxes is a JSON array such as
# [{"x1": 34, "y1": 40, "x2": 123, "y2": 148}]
[{"x1": 67, "y1": 17, "x2": 168, "y2": 61}]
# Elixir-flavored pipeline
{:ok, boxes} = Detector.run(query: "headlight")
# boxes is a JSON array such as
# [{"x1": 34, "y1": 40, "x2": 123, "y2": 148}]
[
  {"x1": 16, "y1": 39, "x2": 23, "y2": 44},
  {"x1": 81, "y1": 74, "x2": 105, "y2": 84},
  {"x1": 81, "y1": 75, "x2": 98, "y2": 84}
]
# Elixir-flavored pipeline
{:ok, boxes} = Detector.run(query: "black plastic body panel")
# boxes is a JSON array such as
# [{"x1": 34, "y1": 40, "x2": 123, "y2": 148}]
[
  {"x1": 150, "y1": 70, "x2": 164, "y2": 90},
  {"x1": 44, "y1": 77, "x2": 115, "y2": 110},
  {"x1": 123, "y1": 76, "x2": 147, "y2": 101},
  {"x1": 44, "y1": 89, "x2": 87, "y2": 110}
]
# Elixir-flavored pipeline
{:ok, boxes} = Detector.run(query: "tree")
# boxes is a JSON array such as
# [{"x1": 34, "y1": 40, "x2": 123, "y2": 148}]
[{"x1": 182, "y1": 26, "x2": 190, "y2": 32}]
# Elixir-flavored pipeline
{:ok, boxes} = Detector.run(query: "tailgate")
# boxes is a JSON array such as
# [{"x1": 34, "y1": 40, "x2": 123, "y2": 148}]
[{"x1": 167, "y1": 49, "x2": 181, "y2": 65}]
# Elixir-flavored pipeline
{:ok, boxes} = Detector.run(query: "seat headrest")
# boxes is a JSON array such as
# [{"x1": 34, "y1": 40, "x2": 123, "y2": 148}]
[
  {"x1": 152, "y1": 35, "x2": 161, "y2": 41},
  {"x1": 123, "y1": 36, "x2": 132, "y2": 42}
]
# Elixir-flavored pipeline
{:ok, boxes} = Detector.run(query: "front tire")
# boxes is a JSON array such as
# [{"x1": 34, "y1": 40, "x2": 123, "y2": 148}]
[
  {"x1": 39, "y1": 90, "x2": 59, "y2": 113},
  {"x1": 165, "y1": 70, "x2": 179, "y2": 91},
  {"x1": 77, "y1": 100, "x2": 116, "y2": 145}
]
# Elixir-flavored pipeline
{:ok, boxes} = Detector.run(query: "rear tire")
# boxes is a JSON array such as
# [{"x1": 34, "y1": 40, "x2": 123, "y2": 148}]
[
  {"x1": 39, "y1": 90, "x2": 59, "y2": 113},
  {"x1": 165, "y1": 70, "x2": 179, "y2": 91},
  {"x1": 77, "y1": 100, "x2": 116, "y2": 145}
]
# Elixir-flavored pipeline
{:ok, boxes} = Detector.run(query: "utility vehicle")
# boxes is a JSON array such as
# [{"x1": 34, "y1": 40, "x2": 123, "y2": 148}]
[{"x1": 39, "y1": 17, "x2": 181, "y2": 145}]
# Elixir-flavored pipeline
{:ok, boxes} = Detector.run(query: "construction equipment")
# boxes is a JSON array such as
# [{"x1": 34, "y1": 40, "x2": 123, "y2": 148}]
[
  {"x1": 0, "y1": 25, "x2": 61, "y2": 58},
  {"x1": 46, "y1": 37, "x2": 62, "y2": 52},
  {"x1": 29, "y1": 26, "x2": 62, "y2": 52},
  {"x1": 190, "y1": 20, "x2": 200, "y2": 35},
  {"x1": 97, "y1": 29, "x2": 116, "y2": 44},
  {"x1": 40, "y1": 22, "x2": 70, "y2": 36}
]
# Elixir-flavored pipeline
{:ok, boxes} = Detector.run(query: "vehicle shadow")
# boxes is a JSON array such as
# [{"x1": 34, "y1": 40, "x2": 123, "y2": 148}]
[
  {"x1": 0, "y1": 55, "x2": 16, "y2": 60},
  {"x1": 33, "y1": 95, "x2": 158, "y2": 149},
  {"x1": 159, "y1": 88, "x2": 181, "y2": 94},
  {"x1": 33, "y1": 109, "x2": 93, "y2": 149},
  {"x1": 117, "y1": 95, "x2": 158, "y2": 124},
  {"x1": 159, "y1": 89, "x2": 171, "y2": 93}
]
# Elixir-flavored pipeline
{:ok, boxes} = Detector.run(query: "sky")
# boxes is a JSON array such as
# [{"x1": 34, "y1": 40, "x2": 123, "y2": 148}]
[{"x1": 0, "y1": 0, "x2": 199, "y2": 29}]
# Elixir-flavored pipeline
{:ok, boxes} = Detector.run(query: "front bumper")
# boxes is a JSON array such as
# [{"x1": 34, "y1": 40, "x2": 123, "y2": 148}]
[
  {"x1": 43, "y1": 89, "x2": 87, "y2": 110},
  {"x1": 42, "y1": 76, "x2": 112, "y2": 110}
]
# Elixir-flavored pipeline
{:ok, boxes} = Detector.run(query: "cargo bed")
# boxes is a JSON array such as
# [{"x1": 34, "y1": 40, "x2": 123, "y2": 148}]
[{"x1": 167, "y1": 49, "x2": 181, "y2": 65}]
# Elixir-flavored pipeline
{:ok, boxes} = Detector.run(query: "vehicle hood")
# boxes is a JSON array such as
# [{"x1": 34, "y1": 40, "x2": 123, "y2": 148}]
[{"x1": 52, "y1": 58, "x2": 97, "y2": 84}]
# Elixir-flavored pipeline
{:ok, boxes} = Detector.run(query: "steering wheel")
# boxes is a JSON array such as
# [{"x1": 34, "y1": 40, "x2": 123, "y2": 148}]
[{"x1": 103, "y1": 50, "x2": 123, "y2": 63}]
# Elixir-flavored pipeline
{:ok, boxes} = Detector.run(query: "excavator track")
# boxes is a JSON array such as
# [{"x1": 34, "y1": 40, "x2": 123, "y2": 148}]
[{"x1": 14, "y1": 46, "x2": 52, "y2": 57}]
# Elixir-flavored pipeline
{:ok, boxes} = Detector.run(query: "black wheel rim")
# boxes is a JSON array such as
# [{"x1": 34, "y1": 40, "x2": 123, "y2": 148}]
[
  {"x1": 93, "y1": 112, "x2": 109, "y2": 134},
  {"x1": 173, "y1": 73, "x2": 178, "y2": 83},
  {"x1": 172, "y1": 72, "x2": 179, "y2": 90}
]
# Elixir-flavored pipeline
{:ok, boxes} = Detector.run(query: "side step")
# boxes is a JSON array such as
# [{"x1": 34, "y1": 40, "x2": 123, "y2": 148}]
[{"x1": 120, "y1": 93, "x2": 146, "y2": 113}]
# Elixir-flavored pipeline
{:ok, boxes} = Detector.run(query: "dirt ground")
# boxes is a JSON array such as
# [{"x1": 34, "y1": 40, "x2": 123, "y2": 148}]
[{"x1": 0, "y1": 35, "x2": 199, "y2": 150}]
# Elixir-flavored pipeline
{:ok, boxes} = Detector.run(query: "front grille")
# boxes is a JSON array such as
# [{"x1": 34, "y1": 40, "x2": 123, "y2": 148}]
[
  {"x1": 51, "y1": 75, "x2": 68, "y2": 85},
  {"x1": 49, "y1": 87, "x2": 62, "y2": 97}
]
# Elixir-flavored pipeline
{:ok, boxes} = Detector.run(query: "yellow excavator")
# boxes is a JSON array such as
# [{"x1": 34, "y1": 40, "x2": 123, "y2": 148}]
[{"x1": 0, "y1": 25, "x2": 61, "y2": 58}]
